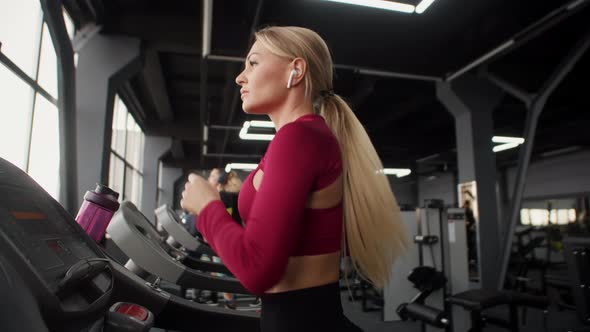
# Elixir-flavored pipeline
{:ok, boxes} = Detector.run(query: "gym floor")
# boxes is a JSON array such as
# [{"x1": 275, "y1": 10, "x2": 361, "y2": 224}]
[
  {"x1": 341, "y1": 290, "x2": 588, "y2": 332},
  {"x1": 147, "y1": 296, "x2": 586, "y2": 332}
]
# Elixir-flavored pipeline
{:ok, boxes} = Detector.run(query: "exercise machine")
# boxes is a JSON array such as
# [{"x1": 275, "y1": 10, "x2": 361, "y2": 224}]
[
  {"x1": 396, "y1": 201, "x2": 550, "y2": 332},
  {"x1": 0, "y1": 157, "x2": 259, "y2": 331},
  {"x1": 563, "y1": 236, "x2": 590, "y2": 326},
  {"x1": 155, "y1": 204, "x2": 217, "y2": 257},
  {"x1": 107, "y1": 201, "x2": 248, "y2": 294}
]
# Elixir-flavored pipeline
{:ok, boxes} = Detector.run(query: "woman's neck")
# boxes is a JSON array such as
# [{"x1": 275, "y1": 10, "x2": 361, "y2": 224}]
[{"x1": 269, "y1": 99, "x2": 314, "y2": 131}]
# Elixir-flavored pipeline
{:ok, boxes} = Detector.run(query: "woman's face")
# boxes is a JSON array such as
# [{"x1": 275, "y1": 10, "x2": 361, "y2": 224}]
[
  {"x1": 208, "y1": 169, "x2": 220, "y2": 187},
  {"x1": 235, "y1": 41, "x2": 291, "y2": 114}
]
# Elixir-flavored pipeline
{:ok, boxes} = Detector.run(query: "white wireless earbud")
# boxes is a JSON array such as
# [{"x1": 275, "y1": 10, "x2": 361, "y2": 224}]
[{"x1": 287, "y1": 69, "x2": 298, "y2": 89}]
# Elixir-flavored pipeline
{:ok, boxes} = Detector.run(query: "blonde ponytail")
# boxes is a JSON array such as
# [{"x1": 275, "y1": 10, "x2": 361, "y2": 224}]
[{"x1": 320, "y1": 95, "x2": 408, "y2": 289}]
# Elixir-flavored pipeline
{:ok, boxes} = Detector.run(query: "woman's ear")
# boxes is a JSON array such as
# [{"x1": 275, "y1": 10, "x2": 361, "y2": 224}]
[{"x1": 288, "y1": 58, "x2": 307, "y2": 88}]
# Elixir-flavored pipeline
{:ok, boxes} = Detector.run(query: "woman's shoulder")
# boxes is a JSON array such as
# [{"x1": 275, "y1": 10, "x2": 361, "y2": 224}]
[
  {"x1": 267, "y1": 119, "x2": 340, "y2": 172},
  {"x1": 275, "y1": 117, "x2": 337, "y2": 147}
]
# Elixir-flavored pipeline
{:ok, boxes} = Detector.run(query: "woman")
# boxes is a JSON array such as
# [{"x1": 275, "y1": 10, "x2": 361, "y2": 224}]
[{"x1": 181, "y1": 26, "x2": 407, "y2": 331}]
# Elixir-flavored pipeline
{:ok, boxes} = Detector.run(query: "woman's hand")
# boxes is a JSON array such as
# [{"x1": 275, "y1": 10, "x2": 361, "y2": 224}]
[{"x1": 180, "y1": 173, "x2": 221, "y2": 215}]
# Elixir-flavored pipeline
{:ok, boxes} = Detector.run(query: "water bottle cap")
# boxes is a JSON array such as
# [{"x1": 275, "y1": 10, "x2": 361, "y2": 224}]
[{"x1": 95, "y1": 184, "x2": 120, "y2": 199}]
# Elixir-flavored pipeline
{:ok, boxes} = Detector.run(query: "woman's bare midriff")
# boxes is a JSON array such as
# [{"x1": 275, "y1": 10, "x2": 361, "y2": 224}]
[
  {"x1": 265, "y1": 251, "x2": 341, "y2": 293},
  {"x1": 253, "y1": 169, "x2": 343, "y2": 293}
]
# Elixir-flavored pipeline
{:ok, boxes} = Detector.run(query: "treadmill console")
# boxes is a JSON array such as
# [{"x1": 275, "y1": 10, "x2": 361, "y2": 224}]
[
  {"x1": 0, "y1": 186, "x2": 100, "y2": 290},
  {"x1": 0, "y1": 158, "x2": 109, "y2": 299},
  {"x1": 0, "y1": 158, "x2": 261, "y2": 332}
]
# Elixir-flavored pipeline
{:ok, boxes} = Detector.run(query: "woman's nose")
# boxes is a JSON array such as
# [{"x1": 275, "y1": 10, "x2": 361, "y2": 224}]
[{"x1": 235, "y1": 69, "x2": 246, "y2": 86}]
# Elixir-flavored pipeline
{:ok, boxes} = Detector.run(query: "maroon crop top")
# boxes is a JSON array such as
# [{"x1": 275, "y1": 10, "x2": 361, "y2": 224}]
[{"x1": 197, "y1": 114, "x2": 343, "y2": 294}]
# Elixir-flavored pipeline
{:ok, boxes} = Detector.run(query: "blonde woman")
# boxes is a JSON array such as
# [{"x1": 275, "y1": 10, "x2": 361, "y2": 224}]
[{"x1": 181, "y1": 26, "x2": 407, "y2": 331}]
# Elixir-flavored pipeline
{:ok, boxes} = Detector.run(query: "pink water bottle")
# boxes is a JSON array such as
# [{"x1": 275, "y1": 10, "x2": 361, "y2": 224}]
[{"x1": 76, "y1": 184, "x2": 120, "y2": 243}]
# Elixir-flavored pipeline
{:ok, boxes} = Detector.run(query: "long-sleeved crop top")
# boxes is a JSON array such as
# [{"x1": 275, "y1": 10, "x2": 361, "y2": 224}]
[{"x1": 197, "y1": 113, "x2": 343, "y2": 294}]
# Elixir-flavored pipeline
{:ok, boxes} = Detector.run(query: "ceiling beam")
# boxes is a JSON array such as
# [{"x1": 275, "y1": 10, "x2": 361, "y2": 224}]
[
  {"x1": 200, "y1": 0, "x2": 214, "y2": 165},
  {"x1": 144, "y1": 121, "x2": 201, "y2": 141},
  {"x1": 170, "y1": 139, "x2": 185, "y2": 159},
  {"x1": 143, "y1": 50, "x2": 173, "y2": 121},
  {"x1": 218, "y1": 64, "x2": 241, "y2": 128},
  {"x1": 118, "y1": 81, "x2": 146, "y2": 127},
  {"x1": 62, "y1": 0, "x2": 91, "y2": 28},
  {"x1": 161, "y1": 156, "x2": 203, "y2": 170},
  {"x1": 167, "y1": 80, "x2": 225, "y2": 97},
  {"x1": 446, "y1": 0, "x2": 590, "y2": 81},
  {"x1": 147, "y1": 42, "x2": 200, "y2": 55},
  {"x1": 104, "y1": 14, "x2": 199, "y2": 45}
]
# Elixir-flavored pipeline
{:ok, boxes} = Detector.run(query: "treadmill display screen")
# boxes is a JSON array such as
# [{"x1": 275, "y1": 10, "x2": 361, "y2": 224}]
[{"x1": 0, "y1": 185, "x2": 99, "y2": 291}]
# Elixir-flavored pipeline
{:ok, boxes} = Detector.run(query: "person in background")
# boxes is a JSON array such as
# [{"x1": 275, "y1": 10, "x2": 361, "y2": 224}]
[
  {"x1": 463, "y1": 200, "x2": 478, "y2": 271},
  {"x1": 206, "y1": 168, "x2": 244, "y2": 308},
  {"x1": 208, "y1": 168, "x2": 243, "y2": 226}
]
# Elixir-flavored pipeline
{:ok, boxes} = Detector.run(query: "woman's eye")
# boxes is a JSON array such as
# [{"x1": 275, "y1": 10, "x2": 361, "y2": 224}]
[{"x1": 249, "y1": 60, "x2": 257, "y2": 66}]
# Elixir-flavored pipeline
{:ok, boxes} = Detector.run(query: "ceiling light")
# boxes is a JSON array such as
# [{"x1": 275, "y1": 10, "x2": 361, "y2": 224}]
[
  {"x1": 492, "y1": 136, "x2": 525, "y2": 144},
  {"x1": 491, "y1": 136, "x2": 524, "y2": 153},
  {"x1": 249, "y1": 120, "x2": 275, "y2": 128},
  {"x1": 493, "y1": 142, "x2": 521, "y2": 153},
  {"x1": 321, "y1": 0, "x2": 415, "y2": 14},
  {"x1": 381, "y1": 168, "x2": 412, "y2": 178},
  {"x1": 415, "y1": 0, "x2": 436, "y2": 14},
  {"x1": 239, "y1": 121, "x2": 275, "y2": 141},
  {"x1": 225, "y1": 163, "x2": 258, "y2": 173}
]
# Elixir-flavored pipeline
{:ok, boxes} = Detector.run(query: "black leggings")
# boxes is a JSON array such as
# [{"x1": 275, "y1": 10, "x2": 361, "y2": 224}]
[{"x1": 260, "y1": 282, "x2": 363, "y2": 332}]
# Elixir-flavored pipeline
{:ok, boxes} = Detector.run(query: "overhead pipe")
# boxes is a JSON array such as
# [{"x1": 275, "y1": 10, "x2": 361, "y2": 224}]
[
  {"x1": 206, "y1": 54, "x2": 443, "y2": 82},
  {"x1": 200, "y1": 0, "x2": 213, "y2": 165},
  {"x1": 481, "y1": 69, "x2": 533, "y2": 107},
  {"x1": 334, "y1": 64, "x2": 442, "y2": 82}
]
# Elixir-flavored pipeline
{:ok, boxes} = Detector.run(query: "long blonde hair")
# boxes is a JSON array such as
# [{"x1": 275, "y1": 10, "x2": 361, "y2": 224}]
[{"x1": 255, "y1": 26, "x2": 408, "y2": 289}]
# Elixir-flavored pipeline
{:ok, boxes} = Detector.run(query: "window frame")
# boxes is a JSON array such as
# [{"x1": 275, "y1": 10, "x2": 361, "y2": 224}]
[{"x1": 108, "y1": 94, "x2": 144, "y2": 207}]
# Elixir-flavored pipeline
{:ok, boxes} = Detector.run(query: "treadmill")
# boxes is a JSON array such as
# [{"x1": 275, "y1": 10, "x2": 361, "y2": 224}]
[
  {"x1": 155, "y1": 204, "x2": 217, "y2": 257},
  {"x1": 107, "y1": 201, "x2": 245, "y2": 293},
  {"x1": 0, "y1": 157, "x2": 259, "y2": 332},
  {"x1": 155, "y1": 205, "x2": 261, "y2": 311}
]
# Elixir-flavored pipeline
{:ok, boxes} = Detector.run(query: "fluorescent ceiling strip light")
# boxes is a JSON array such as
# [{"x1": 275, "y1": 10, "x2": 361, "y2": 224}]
[
  {"x1": 249, "y1": 120, "x2": 275, "y2": 128},
  {"x1": 493, "y1": 142, "x2": 521, "y2": 153},
  {"x1": 321, "y1": 0, "x2": 415, "y2": 13},
  {"x1": 381, "y1": 168, "x2": 412, "y2": 178},
  {"x1": 415, "y1": 0, "x2": 436, "y2": 14},
  {"x1": 492, "y1": 136, "x2": 525, "y2": 144},
  {"x1": 239, "y1": 131, "x2": 274, "y2": 141},
  {"x1": 491, "y1": 136, "x2": 524, "y2": 153},
  {"x1": 225, "y1": 163, "x2": 258, "y2": 173},
  {"x1": 239, "y1": 121, "x2": 275, "y2": 141}
]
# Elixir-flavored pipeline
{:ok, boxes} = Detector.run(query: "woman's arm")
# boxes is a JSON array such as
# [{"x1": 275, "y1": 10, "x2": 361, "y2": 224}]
[{"x1": 197, "y1": 124, "x2": 319, "y2": 294}]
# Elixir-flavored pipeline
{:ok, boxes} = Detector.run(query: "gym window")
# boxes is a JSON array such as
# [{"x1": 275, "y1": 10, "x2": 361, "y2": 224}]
[
  {"x1": 520, "y1": 208, "x2": 577, "y2": 226},
  {"x1": 108, "y1": 94, "x2": 145, "y2": 208},
  {"x1": 0, "y1": 1, "x2": 71, "y2": 200}
]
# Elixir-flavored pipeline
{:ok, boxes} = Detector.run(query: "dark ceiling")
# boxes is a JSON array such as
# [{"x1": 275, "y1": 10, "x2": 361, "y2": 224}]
[{"x1": 64, "y1": 0, "x2": 590, "y2": 175}]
